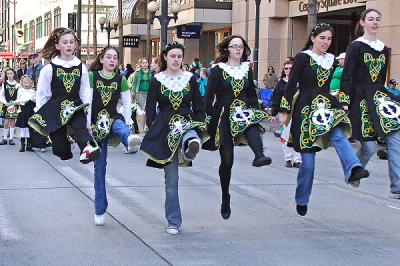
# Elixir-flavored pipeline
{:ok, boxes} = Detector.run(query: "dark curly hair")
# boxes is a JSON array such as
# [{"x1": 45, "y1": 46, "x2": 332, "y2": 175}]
[
  {"x1": 89, "y1": 46, "x2": 120, "y2": 72},
  {"x1": 160, "y1": 41, "x2": 185, "y2": 71},
  {"x1": 215, "y1": 35, "x2": 251, "y2": 63},
  {"x1": 41, "y1": 28, "x2": 80, "y2": 60}
]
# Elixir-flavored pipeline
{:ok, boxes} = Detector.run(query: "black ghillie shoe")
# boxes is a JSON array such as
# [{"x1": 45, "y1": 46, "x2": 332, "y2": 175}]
[
  {"x1": 296, "y1": 205, "x2": 307, "y2": 216},
  {"x1": 221, "y1": 194, "x2": 231, "y2": 220},
  {"x1": 348, "y1": 166, "x2": 369, "y2": 188},
  {"x1": 252, "y1": 156, "x2": 272, "y2": 167}
]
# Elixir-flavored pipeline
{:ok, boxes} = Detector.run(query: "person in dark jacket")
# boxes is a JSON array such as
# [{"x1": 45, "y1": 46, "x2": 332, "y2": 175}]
[
  {"x1": 270, "y1": 59, "x2": 301, "y2": 168},
  {"x1": 16, "y1": 59, "x2": 28, "y2": 81}
]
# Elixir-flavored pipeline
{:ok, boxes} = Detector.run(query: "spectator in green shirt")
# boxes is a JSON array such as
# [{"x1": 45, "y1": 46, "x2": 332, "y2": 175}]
[
  {"x1": 128, "y1": 58, "x2": 152, "y2": 134},
  {"x1": 330, "y1": 52, "x2": 346, "y2": 96}
]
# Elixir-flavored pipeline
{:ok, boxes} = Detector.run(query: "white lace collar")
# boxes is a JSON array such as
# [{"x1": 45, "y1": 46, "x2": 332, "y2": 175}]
[
  {"x1": 302, "y1": 50, "x2": 335, "y2": 70},
  {"x1": 5, "y1": 80, "x2": 17, "y2": 85},
  {"x1": 217, "y1": 61, "x2": 249, "y2": 80},
  {"x1": 355, "y1": 37, "x2": 385, "y2": 52},
  {"x1": 154, "y1": 71, "x2": 193, "y2": 92},
  {"x1": 52, "y1": 56, "x2": 81, "y2": 67}
]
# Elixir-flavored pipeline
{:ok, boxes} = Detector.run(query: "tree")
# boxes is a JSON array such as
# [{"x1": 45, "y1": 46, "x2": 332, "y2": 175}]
[
  {"x1": 307, "y1": 0, "x2": 318, "y2": 34},
  {"x1": 118, "y1": 0, "x2": 123, "y2": 65},
  {"x1": 93, "y1": 0, "x2": 97, "y2": 55}
]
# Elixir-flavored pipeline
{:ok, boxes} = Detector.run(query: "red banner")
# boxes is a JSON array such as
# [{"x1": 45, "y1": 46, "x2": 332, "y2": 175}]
[{"x1": 0, "y1": 52, "x2": 14, "y2": 59}]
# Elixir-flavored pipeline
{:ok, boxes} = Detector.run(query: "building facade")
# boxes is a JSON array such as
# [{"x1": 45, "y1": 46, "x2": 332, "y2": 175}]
[
  {"x1": 233, "y1": 0, "x2": 400, "y2": 83},
  {"x1": 0, "y1": 0, "x2": 117, "y2": 67}
]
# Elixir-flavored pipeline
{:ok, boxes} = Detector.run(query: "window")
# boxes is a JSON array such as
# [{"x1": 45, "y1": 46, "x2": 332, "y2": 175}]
[
  {"x1": 44, "y1": 12, "x2": 52, "y2": 36},
  {"x1": 54, "y1": 7, "x2": 61, "y2": 28},
  {"x1": 36, "y1": 17, "x2": 43, "y2": 39},
  {"x1": 29, "y1": 20, "x2": 35, "y2": 42},
  {"x1": 24, "y1": 23, "x2": 28, "y2": 43}
]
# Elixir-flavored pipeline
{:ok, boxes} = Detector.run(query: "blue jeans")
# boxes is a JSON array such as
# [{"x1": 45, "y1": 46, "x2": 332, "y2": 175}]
[
  {"x1": 358, "y1": 131, "x2": 400, "y2": 194},
  {"x1": 163, "y1": 129, "x2": 200, "y2": 228},
  {"x1": 93, "y1": 119, "x2": 131, "y2": 215},
  {"x1": 295, "y1": 127, "x2": 362, "y2": 206}
]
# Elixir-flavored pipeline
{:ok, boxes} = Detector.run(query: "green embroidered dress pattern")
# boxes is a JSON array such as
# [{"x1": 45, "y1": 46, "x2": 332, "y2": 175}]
[
  {"x1": 56, "y1": 68, "x2": 81, "y2": 93},
  {"x1": 222, "y1": 71, "x2": 245, "y2": 97},
  {"x1": 167, "y1": 114, "x2": 207, "y2": 153},
  {"x1": 92, "y1": 109, "x2": 113, "y2": 141},
  {"x1": 60, "y1": 99, "x2": 78, "y2": 125},
  {"x1": 5, "y1": 84, "x2": 17, "y2": 98},
  {"x1": 310, "y1": 57, "x2": 331, "y2": 87},
  {"x1": 359, "y1": 99, "x2": 375, "y2": 138},
  {"x1": 96, "y1": 80, "x2": 117, "y2": 106},
  {"x1": 299, "y1": 95, "x2": 349, "y2": 149},
  {"x1": 364, "y1": 53, "x2": 385, "y2": 82},
  {"x1": 160, "y1": 83, "x2": 190, "y2": 110},
  {"x1": 229, "y1": 99, "x2": 267, "y2": 137},
  {"x1": 373, "y1": 90, "x2": 400, "y2": 134}
]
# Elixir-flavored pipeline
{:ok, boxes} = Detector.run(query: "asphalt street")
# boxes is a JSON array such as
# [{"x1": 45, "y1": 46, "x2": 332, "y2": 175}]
[{"x1": 1, "y1": 129, "x2": 399, "y2": 266}]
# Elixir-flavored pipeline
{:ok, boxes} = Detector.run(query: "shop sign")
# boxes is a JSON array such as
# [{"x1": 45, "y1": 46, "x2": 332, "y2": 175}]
[
  {"x1": 177, "y1": 25, "x2": 201, "y2": 39},
  {"x1": 289, "y1": 0, "x2": 366, "y2": 17}
]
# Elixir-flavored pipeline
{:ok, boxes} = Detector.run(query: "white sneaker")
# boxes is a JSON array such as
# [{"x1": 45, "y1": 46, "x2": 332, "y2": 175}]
[
  {"x1": 40, "y1": 148, "x2": 47, "y2": 153},
  {"x1": 184, "y1": 138, "x2": 201, "y2": 161},
  {"x1": 80, "y1": 143, "x2": 101, "y2": 164},
  {"x1": 127, "y1": 134, "x2": 142, "y2": 154},
  {"x1": 166, "y1": 226, "x2": 179, "y2": 235},
  {"x1": 94, "y1": 214, "x2": 105, "y2": 226},
  {"x1": 350, "y1": 180, "x2": 360, "y2": 188}
]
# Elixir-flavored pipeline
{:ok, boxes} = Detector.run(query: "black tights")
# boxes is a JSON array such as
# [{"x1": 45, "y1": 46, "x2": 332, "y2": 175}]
[{"x1": 218, "y1": 126, "x2": 264, "y2": 199}]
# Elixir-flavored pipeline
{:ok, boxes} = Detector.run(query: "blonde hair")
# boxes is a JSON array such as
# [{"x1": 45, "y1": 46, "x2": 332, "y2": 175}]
[{"x1": 20, "y1": 75, "x2": 33, "y2": 88}]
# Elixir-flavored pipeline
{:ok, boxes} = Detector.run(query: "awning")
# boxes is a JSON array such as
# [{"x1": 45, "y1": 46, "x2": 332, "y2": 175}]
[
  {"x1": 0, "y1": 52, "x2": 14, "y2": 59},
  {"x1": 108, "y1": 0, "x2": 140, "y2": 21}
]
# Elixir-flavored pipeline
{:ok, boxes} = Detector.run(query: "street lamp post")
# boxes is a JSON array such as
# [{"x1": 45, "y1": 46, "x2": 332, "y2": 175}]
[
  {"x1": 98, "y1": 17, "x2": 119, "y2": 46},
  {"x1": 147, "y1": 0, "x2": 181, "y2": 51}
]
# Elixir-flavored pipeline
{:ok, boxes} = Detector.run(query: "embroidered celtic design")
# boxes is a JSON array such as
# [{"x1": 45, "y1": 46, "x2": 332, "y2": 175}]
[
  {"x1": 5, "y1": 84, "x2": 17, "y2": 98},
  {"x1": 223, "y1": 71, "x2": 247, "y2": 97},
  {"x1": 310, "y1": 58, "x2": 332, "y2": 87},
  {"x1": 56, "y1": 68, "x2": 81, "y2": 93},
  {"x1": 160, "y1": 84, "x2": 190, "y2": 110},
  {"x1": 96, "y1": 80, "x2": 117, "y2": 106},
  {"x1": 364, "y1": 53, "x2": 385, "y2": 82},
  {"x1": 60, "y1": 99, "x2": 77, "y2": 125}
]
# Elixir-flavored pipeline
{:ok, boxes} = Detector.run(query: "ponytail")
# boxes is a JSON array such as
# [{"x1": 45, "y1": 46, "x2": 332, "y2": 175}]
[{"x1": 301, "y1": 23, "x2": 334, "y2": 51}]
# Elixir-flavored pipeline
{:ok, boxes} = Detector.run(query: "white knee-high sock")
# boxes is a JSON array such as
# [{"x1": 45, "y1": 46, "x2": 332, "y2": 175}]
[
  {"x1": 9, "y1": 127, "x2": 15, "y2": 139},
  {"x1": 24, "y1": 128, "x2": 30, "y2": 138},
  {"x1": 3, "y1": 128, "x2": 9, "y2": 140},
  {"x1": 19, "y1": 128, "x2": 26, "y2": 138}
]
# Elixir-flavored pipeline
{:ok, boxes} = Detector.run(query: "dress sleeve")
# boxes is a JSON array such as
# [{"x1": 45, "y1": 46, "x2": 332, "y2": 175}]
[
  {"x1": 80, "y1": 64, "x2": 90, "y2": 105},
  {"x1": 340, "y1": 43, "x2": 358, "y2": 106},
  {"x1": 120, "y1": 77, "x2": 133, "y2": 125},
  {"x1": 0, "y1": 83, "x2": 6, "y2": 104},
  {"x1": 246, "y1": 68, "x2": 259, "y2": 108},
  {"x1": 35, "y1": 64, "x2": 53, "y2": 111},
  {"x1": 280, "y1": 53, "x2": 304, "y2": 114},
  {"x1": 205, "y1": 67, "x2": 219, "y2": 116},
  {"x1": 145, "y1": 77, "x2": 158, "y2": 127},
  {"x1": 190, "y1": 76, "x2": 206, "y2": 122}
]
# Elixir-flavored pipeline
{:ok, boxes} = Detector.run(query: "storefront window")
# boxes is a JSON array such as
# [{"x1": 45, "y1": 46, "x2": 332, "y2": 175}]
[
  {"x1": 44, "y1": 12, "x2": 52, "y2": 36},
  {"x1": 36, "y1": 17, "x2": 43, "y2": 39},
  {"x1": 24, "y1": 23, "x2": 28, "y2": 43},
  {"x1": 29, "y1": 20, "x2": 35, "y2": 42},
  {"x1": 54, "y1": 7, "x2": 61, "y2": 29}
]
